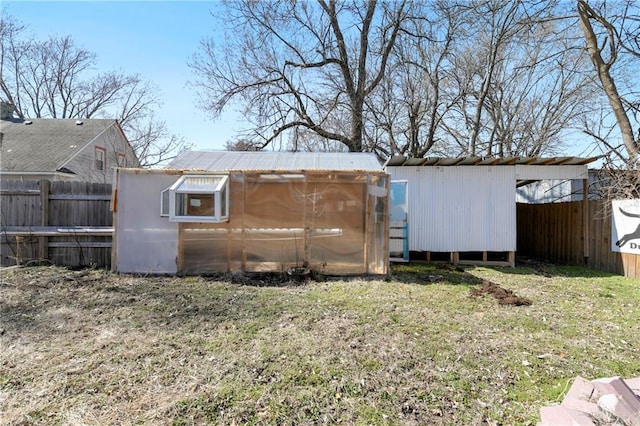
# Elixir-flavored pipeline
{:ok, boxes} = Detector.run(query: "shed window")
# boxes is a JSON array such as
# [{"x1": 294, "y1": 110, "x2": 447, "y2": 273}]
[{"x1": 166, "y1": 175, "x2": 229, "y2": 222}]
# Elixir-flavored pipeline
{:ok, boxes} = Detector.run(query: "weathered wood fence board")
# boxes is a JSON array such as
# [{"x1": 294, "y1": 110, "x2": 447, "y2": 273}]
[
  {"x1": 1, "y1": 180, "x2": 112, "y2": 267},
  {"x1": 517, "y1": 201, "x2": 639, "y2": 279}
]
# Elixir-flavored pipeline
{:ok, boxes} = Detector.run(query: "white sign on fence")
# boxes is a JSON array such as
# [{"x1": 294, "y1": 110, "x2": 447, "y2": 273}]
[{"x1": 611, "y1": 199, "x2": 640, "y2": 254}]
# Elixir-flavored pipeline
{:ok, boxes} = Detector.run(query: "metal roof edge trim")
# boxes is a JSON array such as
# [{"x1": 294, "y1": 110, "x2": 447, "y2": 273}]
[
  {"x1": 118, "y1": 167, "x2": 387, "y2": 175},
  {"x1": 384, "y1": 156, "x2": 600, "y2": 167}
]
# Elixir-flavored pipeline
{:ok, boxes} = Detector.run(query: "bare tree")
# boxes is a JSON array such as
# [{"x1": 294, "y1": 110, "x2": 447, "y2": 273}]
[
  {"x1": 485, "y1": 20, "x2": 591, "y2": 156},
  {"x1": 126, "y1": 114, "x2": 189, "y2": 168},
  {"x1": 190, "y1": 0, "x2": 410, "y2": 153},
  {"x1": 465, "y1": 0, "x2": 526, "y2": 156},
  {"x1": 189, "y1": 0, "x2": 629, "y2": 161},
  {"x1": 577, "y1": 0, "x2": 639, "y2": 165},
  {"x1": 365, "y1": 0, "x2": 591, "y2": 159},
  {"x1": 365, "y1": 0, "x2": 465, "y2": 159},
  {"x1": 285, "y1": 126, "x2": 348, "y2": 152},
  {"x1": 224, "y1": 138, "x2": 263, "y2": 151},
  {"x1": 0, "y1": 8, "x2": 26, "y2": 116},
  {"x1": 429, "y1": 0, "x2": 592, "y2": 158},
  {"x1": 0, "y1": 10, "x2": 190, "y2": 167}
]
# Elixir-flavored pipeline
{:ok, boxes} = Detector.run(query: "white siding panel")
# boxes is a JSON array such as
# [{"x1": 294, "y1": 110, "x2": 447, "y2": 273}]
[
  {"x1": 115, "y1": 171, "x2": 179, "y2": 273},
  {"x1": 387, "y1": 166, "x2": 516, "y2": 252}
]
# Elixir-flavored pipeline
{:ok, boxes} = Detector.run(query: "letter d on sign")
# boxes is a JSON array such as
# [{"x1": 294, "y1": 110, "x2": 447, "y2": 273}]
[{"x1": 631, "y1": 242, "x2": 638, "y2": 250}]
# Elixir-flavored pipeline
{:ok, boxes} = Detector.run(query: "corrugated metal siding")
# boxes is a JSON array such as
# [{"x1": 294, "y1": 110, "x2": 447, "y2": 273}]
[
  {"x1": 167, "y1": 151, "x2": 383, "y2": 172},
  {"x1": 388, "y1": 166, "x2": 516, "y2": 252}
]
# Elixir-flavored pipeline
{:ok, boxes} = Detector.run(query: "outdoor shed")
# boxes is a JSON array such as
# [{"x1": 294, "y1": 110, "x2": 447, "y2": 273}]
[
  {"x1": 385, "y1": 156, "x2": 596, "y2": 266},
  {"x1": 112, "y1": 151, "x2": 389, "y2": 275}
]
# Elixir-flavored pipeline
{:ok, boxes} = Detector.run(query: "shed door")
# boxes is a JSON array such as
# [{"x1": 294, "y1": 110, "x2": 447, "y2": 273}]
[{"x1": 390, "y1": 180, "x2": 409, "y2": 261}]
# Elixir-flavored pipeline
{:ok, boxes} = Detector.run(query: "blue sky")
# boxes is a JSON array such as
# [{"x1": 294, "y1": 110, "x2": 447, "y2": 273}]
[
  {"x1": 2, "y1": 1, "x2": 620, "y2": 160},
  {"x1": 3, "y1": 1, "x2": 242, "y2": 151}
]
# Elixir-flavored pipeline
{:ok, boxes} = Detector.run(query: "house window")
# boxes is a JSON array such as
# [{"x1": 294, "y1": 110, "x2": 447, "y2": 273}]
[
  {"x1": 164, "y1": 175, "x2": 229, "y2": 222},
  {"x1": 95, "y1": 147, "x2": 107, "y2": 171},
  {"x1": 117, "y1": 152, "x2": 127, "y2": 167}
]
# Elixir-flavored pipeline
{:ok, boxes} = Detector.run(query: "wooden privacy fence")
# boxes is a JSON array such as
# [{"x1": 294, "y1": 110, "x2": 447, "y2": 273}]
[
  {"x1": 1, "y1": 180, "x2": 112, "y2": 267},
  {"x1": 517, "y1": 201, "x2": 640, "y2": 279}
]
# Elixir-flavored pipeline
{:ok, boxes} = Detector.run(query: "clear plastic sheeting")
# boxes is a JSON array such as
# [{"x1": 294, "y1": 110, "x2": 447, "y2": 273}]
[
  {"x1": 179, "y1": 171, "x2": 389, "y2": 275},
  {"x1": 114, "y1": 169, "x2": 389, "y2": 275}
]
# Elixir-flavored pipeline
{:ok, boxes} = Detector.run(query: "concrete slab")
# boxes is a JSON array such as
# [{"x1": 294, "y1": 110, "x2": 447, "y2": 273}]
[
  {"x1": 593, "y1": 377, "x2": 640, "y2": 425},
  {"x1": 538, "y1": 405, "x2": 596, "y2": 426},
  {"x1": 626, "y1": 377, "x2": 640, "y2": 396},
  {"x1": 561, "y1": 377, "x2": 599, "y2": 415}
]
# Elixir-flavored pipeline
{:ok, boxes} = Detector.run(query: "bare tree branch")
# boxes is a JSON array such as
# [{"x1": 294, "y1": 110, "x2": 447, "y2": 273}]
[
  {"x1": 0, "y1": 10, "x2": 189, "y2": 167},
  {"x1": 191, "y1": 0, "x2": 409, "y2": 153},
  {"x1": 578, "y1": 0, "x2": 639, "y2": 164}
]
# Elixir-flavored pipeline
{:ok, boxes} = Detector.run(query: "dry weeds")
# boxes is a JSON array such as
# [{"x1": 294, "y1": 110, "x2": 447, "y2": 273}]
[{"x1": 0, "y1": 264, "x2": 638, "y2": 425}]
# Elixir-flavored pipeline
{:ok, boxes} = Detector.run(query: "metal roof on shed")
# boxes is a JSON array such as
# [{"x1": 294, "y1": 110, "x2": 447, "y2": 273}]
[
  {"x1": 167, "y1": 151, "x2": 383, "y2": 172},
  {"x1": 384, "y1": 155, "x2": 599, "y2": 167}
]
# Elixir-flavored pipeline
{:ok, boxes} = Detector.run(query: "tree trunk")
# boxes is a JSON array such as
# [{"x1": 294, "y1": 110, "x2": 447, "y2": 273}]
[{"x1": 577, "y1": 0, "x2": 639, "y2": 164}]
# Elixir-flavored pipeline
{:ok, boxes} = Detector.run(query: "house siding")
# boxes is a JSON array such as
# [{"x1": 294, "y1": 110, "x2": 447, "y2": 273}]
[{"x1": 61, "y1": 123, "x2": 139, "y2": 183}]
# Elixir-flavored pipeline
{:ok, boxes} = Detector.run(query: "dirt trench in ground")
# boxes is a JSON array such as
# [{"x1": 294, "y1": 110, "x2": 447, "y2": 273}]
[{"x1": 470, "y1": 279, "x2": 532, "y2": 306}]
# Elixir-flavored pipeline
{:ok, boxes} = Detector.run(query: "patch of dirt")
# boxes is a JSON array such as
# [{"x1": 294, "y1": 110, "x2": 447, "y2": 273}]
[{"x1": 470, "y1": 279, "x2": 532, "y2": 306}]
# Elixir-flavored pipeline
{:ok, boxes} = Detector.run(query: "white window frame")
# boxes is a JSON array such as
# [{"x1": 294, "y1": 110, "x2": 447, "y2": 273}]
[
  {"x1": 163, "y1": 175, "x2": 229, "y2": 222},
  {"x1": 95, "y1": 146, "x2": 106, "y2": 171},
  {"x1": 117, "y1": 152, "x2": 127, "y2": 167},
  {"x1": 160, "y1": 187, "x2": 170, "y2": 217}
]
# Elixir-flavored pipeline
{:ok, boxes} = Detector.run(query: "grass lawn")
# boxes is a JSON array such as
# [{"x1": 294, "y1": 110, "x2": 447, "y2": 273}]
[{"x1": 1, "y1": 264, "x2": 638, "y2": 425}]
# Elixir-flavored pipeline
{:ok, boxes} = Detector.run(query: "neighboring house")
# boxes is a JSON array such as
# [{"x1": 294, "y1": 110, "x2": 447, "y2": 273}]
[{"x1": 0, "y1": 104, "x2": 139, "y2": 183}]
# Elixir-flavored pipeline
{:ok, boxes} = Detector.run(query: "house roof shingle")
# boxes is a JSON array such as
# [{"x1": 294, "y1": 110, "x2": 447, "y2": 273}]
[{"x1": 0, "y1": 118, "x2": 117, "y2": 172}]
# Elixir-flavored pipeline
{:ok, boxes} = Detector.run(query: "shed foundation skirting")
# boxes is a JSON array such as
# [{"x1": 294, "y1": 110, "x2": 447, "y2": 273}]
[{"x1": 413, "y1": 251, "x2": 515, "y2": 267}]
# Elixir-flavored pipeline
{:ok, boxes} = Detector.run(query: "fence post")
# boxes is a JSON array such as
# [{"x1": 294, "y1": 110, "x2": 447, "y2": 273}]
[
  {"x1": 39, "y1": 180, "x2": 50, "y2": 262},
  {"x1": 582, "y1": 178, "x2": 589, "y2": 265}
]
